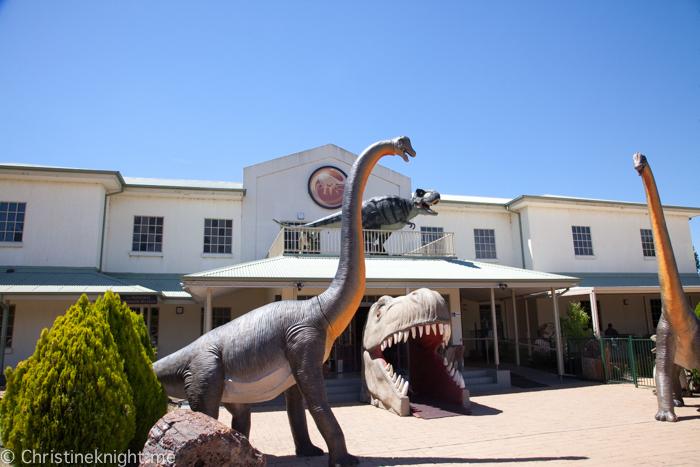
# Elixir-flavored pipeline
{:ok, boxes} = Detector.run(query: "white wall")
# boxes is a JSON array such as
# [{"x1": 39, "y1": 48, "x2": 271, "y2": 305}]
[
  {"x1": 103, "y1": 191, "x2": 243, "y2": 274},
  {"x1": 242, "y1": 145, "x2": 412, "y2": 262},
  {"x1": 521, "y1": 205, "x2": 697, "y2": 274},
  {"x1": 424, "y1": 204, "x2": 520, "y2": 267},
  {"x1": 0, "y1": 180, "x2": 105, "y2": 267}
]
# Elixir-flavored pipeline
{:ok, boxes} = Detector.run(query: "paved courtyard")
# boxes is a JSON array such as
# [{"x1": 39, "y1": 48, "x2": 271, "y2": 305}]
[{"x1": 220, "y1": 381, "x2": 700, "y2": 467}]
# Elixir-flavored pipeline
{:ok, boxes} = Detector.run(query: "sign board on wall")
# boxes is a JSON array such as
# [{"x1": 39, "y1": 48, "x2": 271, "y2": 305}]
[
  {"x1": 119, "y1": 294, "x2": 158, "y2": 305},
  {"x1": 307, "y1": 166, "x2": 347, "y2": 209}
]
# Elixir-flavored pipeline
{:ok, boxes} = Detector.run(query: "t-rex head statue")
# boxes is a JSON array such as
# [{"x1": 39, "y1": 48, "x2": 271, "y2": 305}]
[
  {"x1": 412, "y1": 188, "x2": 440, "y2": 216},
  {"x1": 361, "y1": 288, "x2": 466, "y2": 416}
]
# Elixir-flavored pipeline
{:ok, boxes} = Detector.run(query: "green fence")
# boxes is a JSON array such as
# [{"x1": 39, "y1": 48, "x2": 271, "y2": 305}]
[{"x1": 563, "y1": 336, "x2": 656, "y2": 387}]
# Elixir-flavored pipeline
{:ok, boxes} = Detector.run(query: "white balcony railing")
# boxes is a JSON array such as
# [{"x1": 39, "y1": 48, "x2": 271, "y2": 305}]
[{"x1": 267, "y1": 226, "x2": 455, "y2": 258}]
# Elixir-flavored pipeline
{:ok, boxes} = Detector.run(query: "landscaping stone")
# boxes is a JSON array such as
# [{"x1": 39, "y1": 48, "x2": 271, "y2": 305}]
[{"x1": 139, "y1": 410, "x2": 265, "y2": 467}]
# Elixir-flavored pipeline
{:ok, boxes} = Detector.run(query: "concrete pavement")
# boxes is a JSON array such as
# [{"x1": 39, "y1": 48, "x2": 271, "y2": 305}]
[{"x1": 220, "y1": 382, "x2": 700, "y2": 467}]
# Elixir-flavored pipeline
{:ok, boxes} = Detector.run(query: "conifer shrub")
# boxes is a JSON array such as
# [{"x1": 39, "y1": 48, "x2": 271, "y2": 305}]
[
  {"x1": 96, "y1": 291, "x2": 167, "y2": 451},
  {"x1": 131, "y1": 311, "x2": 156, "y2": 363},
  {"x1": 0, "y1": 295, "x2": 135, "y2": 463}
]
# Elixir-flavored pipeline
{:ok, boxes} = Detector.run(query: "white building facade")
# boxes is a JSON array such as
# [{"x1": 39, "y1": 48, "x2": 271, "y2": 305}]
[{"x1": 1, "y1": 145, "x2": 699, "y2": 375}]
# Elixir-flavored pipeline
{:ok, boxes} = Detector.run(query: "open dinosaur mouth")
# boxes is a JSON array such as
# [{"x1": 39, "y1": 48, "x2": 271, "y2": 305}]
[
  {"x1": 416, "y1": 201, "x2": 439, "y2": 215},
  {"x1": 367, "y1": 320, "x2": 465, "y2": 406}
]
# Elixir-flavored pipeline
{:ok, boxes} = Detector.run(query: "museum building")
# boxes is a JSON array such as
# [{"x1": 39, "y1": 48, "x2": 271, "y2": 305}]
[{"x1": 1, "y1": 143, "x2": 700, "y2": 377}]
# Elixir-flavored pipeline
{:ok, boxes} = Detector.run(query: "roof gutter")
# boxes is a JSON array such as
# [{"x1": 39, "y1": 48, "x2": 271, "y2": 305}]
[{"x1": 98, "y1": 184, "x2": 125, "y2": 272}]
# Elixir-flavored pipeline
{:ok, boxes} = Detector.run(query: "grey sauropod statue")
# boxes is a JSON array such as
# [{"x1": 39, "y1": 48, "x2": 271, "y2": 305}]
[
  {"x1": 634, "y1": 152, "x2": 700, "y2": 421},
  {"x1": 153, "y1": 137, "x2": 416, "y2": 466}
]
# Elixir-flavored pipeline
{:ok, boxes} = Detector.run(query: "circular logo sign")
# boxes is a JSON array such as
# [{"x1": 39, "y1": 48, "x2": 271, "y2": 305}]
[{"x1": 308, "y1": 166, "x2": 347, "y2": 209}]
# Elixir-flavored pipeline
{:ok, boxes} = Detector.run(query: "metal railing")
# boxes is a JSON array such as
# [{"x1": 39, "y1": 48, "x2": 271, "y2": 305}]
[{"x1": 267, "y1": 226, "x2": 455, "y2": 257}]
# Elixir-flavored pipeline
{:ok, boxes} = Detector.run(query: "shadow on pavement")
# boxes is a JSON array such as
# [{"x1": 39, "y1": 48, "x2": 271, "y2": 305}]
[{"x1": 265, "y1": 454, "x2": 589, "y2": 465}]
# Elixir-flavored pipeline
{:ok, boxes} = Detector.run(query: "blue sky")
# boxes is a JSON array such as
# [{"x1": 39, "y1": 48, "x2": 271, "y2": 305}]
[{"x1": 1, "y1": 1, "x2": 699, "y2": 253}]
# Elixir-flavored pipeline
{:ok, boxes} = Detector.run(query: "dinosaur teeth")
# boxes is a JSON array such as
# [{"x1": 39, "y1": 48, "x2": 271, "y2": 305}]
[
  {"x1": 439, "y1": 323, "x2": 444, "y2": 335},
  {"x1": 395, "y1": 376, "x2": 403, "y2": 389},
  {"x1": 401, "y1": 381, "x2": 409, "y2": 396},
  {"x1": 450, "y1": 368, "x2": 457, "y2": 378},
  {"x1": 392, "y1": 373, "x2": 398, "y2": 383},
  {"x1": 394, "y1": 332, "x2": 400, "y2": 343},
  {"x1": 387, "y1": 335, "x2": 393, "y2": 348},
  {"x1": 447, "y1": 362, "x2": 453, "y2": 372},
  {"x1": 443, "y1": 357, "x2": 448, "y2": 366},
  {"x1": 418, "y1": 325, "x2": 423, "y2": 338},
  {"x1": 431, "y1": 323, "x2": 437, "y2": 335},
  {"x1": 387, "y1": 364, "x2": 393, "y2": 377},
  {"x1": 411, "y1": 327, "x2": 416, "y2": 339},
  {"x1": 444, "y1": 324, "x2": 451, "y2": 345},
  {"x1": 425, "y1": 324, "x2": 431, "y2": 336},
  {"x1": 452, "y1": 371, "x2": 460, "y2": 383},
  {"x1": 403, "y1": 331, "x2": 409, "y2": 343},
  {"x1": 380, "y1": 342, "x2": 386, "y2": 351},
  {"x1": 458, "y1": 375, "x2": 465, "y2": 389}
]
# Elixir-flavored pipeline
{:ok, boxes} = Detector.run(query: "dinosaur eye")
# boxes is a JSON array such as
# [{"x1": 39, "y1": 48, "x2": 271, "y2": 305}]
[{"x1": 376, "y1": 310, "x2": 381, "y2": 320}]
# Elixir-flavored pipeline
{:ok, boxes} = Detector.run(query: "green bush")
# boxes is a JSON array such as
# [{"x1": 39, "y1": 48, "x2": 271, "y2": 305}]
[
  {"x1": 561, "y1": 302, "x2": 592, "y2": 338},
  {"x1": 130, "y1": 311, "x2": 156, "y2": 363},
  {"x1": 96, "y1": 291, "x2": 167, "y2": 451},
  {"x1": 0, "y1": 295, "x2": 135, "y2": 464}
]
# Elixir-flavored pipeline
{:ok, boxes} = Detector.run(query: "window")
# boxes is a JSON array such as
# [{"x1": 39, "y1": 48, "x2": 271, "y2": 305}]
[
  {"x1": 572, "y1": 226, "x2": 594, "y2": 256},
  {"x1": 0, "y1": 202, "x2": 26, "y2": 242},
  {"x1": 479, "y1": 303, "x2": 504, "y2": 338},
  {"x1": 212, "y1": 307, "x2": 231, "y2": 329},
  {"x1": 201, "y1": 307, "x2": 232, "y2": 333},
  {"x1": 421, "y1": 226, "x2": 446, "y2": 255},
  {"x1": 421, "y1": 226, "x2": 444, "y2": 245},
  {"x1": 133, "y1": 307, "x2": 159, "y2": 346},
  {"x1": 3, "y1": 305, "x2": 15, "y2": 348},
  {"x1": 650, "y1": 299, "x2": 662, "y2": 329},
  {"x1": 204, "y1": 219, "x2": 232, "y2": 254},
  {"x1": 132, "y1": 216, "x2": 163, "y2": 252},
  {"x1": 640, "y1": 229, "x2": 655, "y2": 257},
  {"x1": 474, "y1": 229, "x2": 497, "y2": 259}
]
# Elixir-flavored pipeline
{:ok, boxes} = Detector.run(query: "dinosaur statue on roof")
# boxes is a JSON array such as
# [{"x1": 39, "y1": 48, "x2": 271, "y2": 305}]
[
  {"x1": 360, "y1": 288, "x2": 468, "y2": 417},
  {"x1": 153, "y1": 137, "x2": 416, "y2": 466},
  {"x1": 634, "y1": 152, "x2": 700, "y2": 422},
  {"x1": 276, "y1": 189, "x2": 440, "y2": 231}
]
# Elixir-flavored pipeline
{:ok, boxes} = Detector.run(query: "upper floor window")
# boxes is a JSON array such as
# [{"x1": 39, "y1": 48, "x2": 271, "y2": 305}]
[
  {"x1": 0, "y1": 202, "x2": 26, "y2": 242},
  {"x1": 204, "y1": 219, "x2": 232, "y2": 254},
  {"x1": 474, "y1": 229, "x2": 497, "y2": 259},
  {"x1": 640, "y1": 229, "x2": 655, "y2": 257},
  {"x1": 572, "y1": 226, "x2": 594, "y2": 256},
  {"x1": 132, "y1": 216, "x2": 163, "y2": 252},
  {"x1": 421, "y1": 226, "x2": 444, "y2": 245}
]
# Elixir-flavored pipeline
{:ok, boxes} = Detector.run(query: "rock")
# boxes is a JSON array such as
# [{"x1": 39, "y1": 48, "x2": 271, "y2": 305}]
[{"x1": 139, "y1": 410, "x2": 265, "y2": 467}]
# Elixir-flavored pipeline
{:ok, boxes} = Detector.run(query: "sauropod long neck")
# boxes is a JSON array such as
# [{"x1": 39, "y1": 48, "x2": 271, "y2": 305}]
[{"x1": 319, "y1": 140, "x2": 398, "y2": 339}]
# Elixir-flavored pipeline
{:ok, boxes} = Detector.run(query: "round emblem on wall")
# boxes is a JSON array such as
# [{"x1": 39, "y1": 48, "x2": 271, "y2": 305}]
[{"x1": 308, "y1": 166, "x2": 347, "y2": 209}]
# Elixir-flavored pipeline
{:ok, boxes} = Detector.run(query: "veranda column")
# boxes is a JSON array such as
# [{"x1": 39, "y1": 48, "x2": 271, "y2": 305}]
[
  {"x1": 0, "y1": 296, "x2": 9, "y2": 380},
  {"x1": 512, "y1": 288, "x2": 520, "y2": 366},
  {"x1": 551, "y1": 287, "x2": 565, "y2": 377},
  {"x1": 205, "y1": 287, "x2": 213, "y2": 333},
  {"x1": 490, "y1": 288, "x2": 500, "y2": 367},
  {"x1": 525, "y1": 299, "x2": 532, "y2": 356},
  {"x1": 589, "y1": 289, "x2": 601, "y2": 338}
]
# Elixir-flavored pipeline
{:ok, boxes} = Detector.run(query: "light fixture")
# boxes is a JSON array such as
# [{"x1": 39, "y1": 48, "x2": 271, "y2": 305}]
[
  {"x1": 297, "y1": 213, "x2": 305, "y2": 220},
  {"x1": 295, "y1": 282, "x2": 304, "y2": 292},
  {"x1": 499, "y1": 283, "x2": 508, "y2": 290},
  {"x1": 623, "y1": 299, "x2": 629, "y2": 305},
  {"x1": 176, "y1": 307, "x2": 184, "y2": 314}
]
